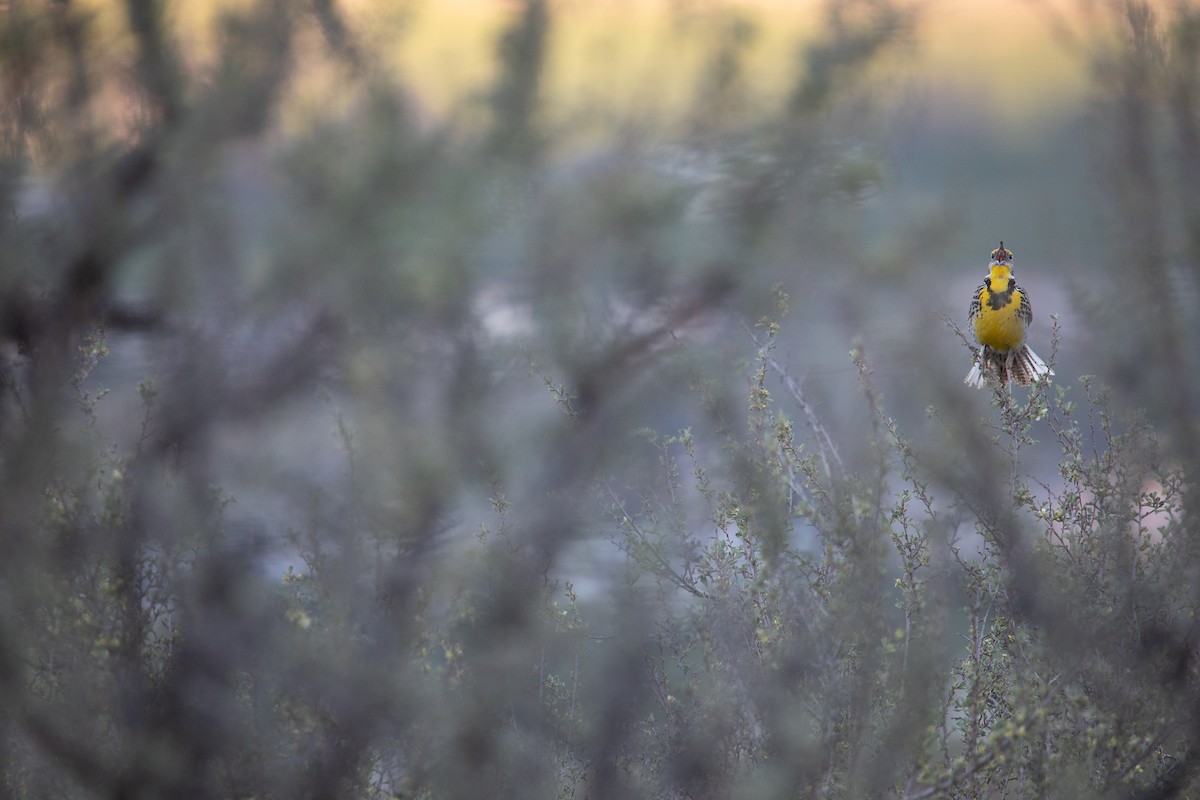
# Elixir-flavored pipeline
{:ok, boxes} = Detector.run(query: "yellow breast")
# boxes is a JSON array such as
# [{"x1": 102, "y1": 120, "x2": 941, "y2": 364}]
[{"x1": 974, "y1": 284, "x2": 1026, "y2": 352}]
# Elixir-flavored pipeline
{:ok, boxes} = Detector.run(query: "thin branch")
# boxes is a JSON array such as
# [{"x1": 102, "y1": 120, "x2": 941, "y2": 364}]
[
  {"x1": 905, "y1": 682, "x2": 1068, "y2": 800},
  {"x1": 604, "y1": 482, "x2": 709, "y2": 600},
  {"x1": 741, "y1": 319, "x2": 846, "y2": 481}
]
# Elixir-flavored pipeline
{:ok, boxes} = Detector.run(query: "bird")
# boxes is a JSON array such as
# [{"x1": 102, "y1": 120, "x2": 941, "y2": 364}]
[{"x1": 963, "y1": 242, "x2": 1053, "y2": 389}]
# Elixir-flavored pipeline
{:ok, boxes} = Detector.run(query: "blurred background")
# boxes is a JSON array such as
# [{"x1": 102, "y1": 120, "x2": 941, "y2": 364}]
[
  {"x1": 3, "y1": 0, "x2": 1199, "y2": 797},
  {"x1": 11, "y1": 0, "x2": 1120, "y2": 539}
]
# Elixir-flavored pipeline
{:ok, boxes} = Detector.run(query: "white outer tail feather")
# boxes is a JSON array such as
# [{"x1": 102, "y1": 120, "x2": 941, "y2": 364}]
[{"x1": 1021, "y1": 346, "x2": 1052, "y2": 381}]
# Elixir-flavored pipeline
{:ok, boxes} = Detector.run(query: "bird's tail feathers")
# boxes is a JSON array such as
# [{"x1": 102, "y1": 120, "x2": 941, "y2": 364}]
[
  {"x1": 1010, "y1": 345, "x2": 1053, "y2": 386},
  {"x1": 964, "y1": 345, "x2": 1053, "y2": 389},
  {"x1": 963, "y1": 362, "x2": 987, "y2": 389}
]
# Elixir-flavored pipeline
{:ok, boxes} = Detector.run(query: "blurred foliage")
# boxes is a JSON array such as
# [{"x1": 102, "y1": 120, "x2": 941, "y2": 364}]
[{"x1": 2, "y1": 1, "x2": 1200, "y2": 799}]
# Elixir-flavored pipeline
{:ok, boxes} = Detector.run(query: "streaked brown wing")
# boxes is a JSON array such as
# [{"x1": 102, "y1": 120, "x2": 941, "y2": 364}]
[
  {"x1": 968, "y1": 282, "x2": 986, "y2": 323},
  {"x1": 1017, "y1": 284, "x2": 1033, "y2": 326}
]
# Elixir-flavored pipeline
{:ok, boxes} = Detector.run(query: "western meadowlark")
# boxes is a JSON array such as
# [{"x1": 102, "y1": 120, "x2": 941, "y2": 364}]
[{"x1": 963, "y1": 242, "x2": 1053, "y2": 388}]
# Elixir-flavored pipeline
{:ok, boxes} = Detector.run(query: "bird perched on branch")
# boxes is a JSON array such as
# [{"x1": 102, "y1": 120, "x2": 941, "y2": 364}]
[{"x1": 964, "y1": 242, "x2": 1053, "y2": 389}]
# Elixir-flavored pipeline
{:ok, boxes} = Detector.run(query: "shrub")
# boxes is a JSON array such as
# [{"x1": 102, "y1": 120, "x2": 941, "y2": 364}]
[{"x1": 1, "y1": 1, "x2": 1199, "y2": 798}]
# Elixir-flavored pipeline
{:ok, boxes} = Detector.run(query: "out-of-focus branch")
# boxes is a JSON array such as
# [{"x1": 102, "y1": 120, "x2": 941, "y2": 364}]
[{"x1": 125, "y1": 0, "x2": 184, "y2": 126}]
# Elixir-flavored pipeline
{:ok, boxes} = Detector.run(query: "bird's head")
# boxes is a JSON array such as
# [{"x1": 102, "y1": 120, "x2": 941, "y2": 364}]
[
  {"x1": 990, "y1": 242, "x2": 1013, "y2": 265},
  {"x1": 988, "y1": 242, "x2": 1014, "y2": 289}
]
